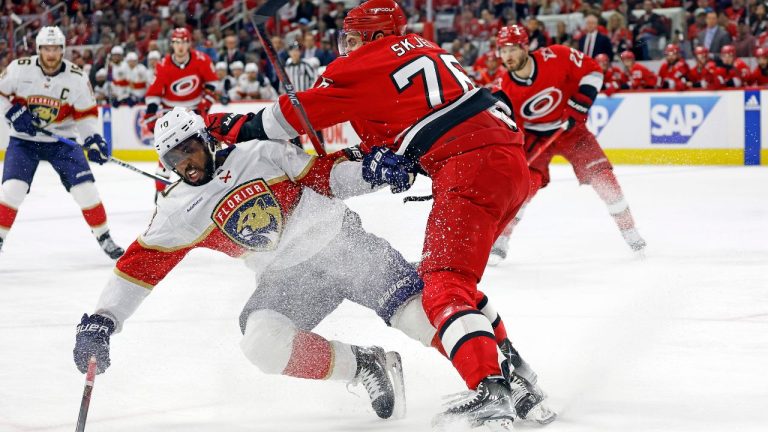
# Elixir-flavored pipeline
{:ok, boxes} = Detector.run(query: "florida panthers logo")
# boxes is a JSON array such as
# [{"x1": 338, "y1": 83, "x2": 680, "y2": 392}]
[
  {"x1": 520, "y1": 87, "x2": 562, "y2": 120},
  {"x1": 170, "y1": 76, "x2": 200, "y2": 97},
  {"x1": 26, "y1": 95, "x2": 61, "y2": 126},
  {"x1": 212, "y1": 179, "x2": 283, "y2": 250}
]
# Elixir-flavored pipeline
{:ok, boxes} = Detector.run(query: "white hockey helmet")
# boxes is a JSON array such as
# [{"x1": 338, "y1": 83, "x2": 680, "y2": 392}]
[
  {"x1": 230, "y1": 60, "x2": 244, "y2": 70},
  {"x1": 125, "y1": 52, "x2": 138, "y2": 62},
  {"x1": 148, "y1": 50, "x2": 161, "y2": 60},
  {"x1": 35, "y1": 26, "x2": 65, "y2": 53},
  {"x1": 215, "y1": 61, "x2": 228, "y2": 70},
  {"x1": 111, "y1": 45, "x2": 124, "y2": 56},
  {"x1": 153, "y1": 107, "x2": 217, "y2": 184},
  {"x1": 244, "y1": 62, "x2": 258, "y2": 73}
]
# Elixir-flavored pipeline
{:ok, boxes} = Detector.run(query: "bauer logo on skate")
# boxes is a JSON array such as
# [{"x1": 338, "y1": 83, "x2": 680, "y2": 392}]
[
  {"x1": 212, "y1": 179, "x2": 284, "y2": 251},
  {"x1": 650, "y1": 96, "x2": 719, "y2": 144}
]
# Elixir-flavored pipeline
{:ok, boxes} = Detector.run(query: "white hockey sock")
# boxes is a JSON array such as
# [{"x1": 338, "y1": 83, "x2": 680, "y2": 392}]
[{"x1": 329, "y1": 341, "x2": 357, "y2": 382}]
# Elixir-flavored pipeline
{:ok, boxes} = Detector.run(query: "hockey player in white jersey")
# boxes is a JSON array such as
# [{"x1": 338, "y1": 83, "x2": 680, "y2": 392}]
[
  {"x1": 124, "y1": 52, "x2": 149, "y2": 103},
  {"x1": 233, "y1": 62, "x2": 276, "y2": 101},
  {"x1": 0, "y1": 26, "x2": 123, "y2": 259}
]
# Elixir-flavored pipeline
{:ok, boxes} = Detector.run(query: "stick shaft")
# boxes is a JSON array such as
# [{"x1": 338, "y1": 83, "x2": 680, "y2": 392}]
[
  {"x1": 526, "y1": 123, "x2": 569, "y2": 164},
  {"x1": 75, "y1": 357, "x2": 97, "y2": 432}
]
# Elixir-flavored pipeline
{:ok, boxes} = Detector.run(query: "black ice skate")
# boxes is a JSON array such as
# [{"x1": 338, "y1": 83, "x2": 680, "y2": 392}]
[
  {"x1": 97, "y1": 232, "x2": 124, "y2": 260},
  {"x1": 488, "y1": 236, "x2": 510, "y2": 267},
  {"x1": 500, "y1": 339, "x2": 557, "y2": 425},
  {"x1": 0, "y1": 236, "x2": 4, "y2": 253},
  {"x1": 433, "y1": 376, "x2": 517, "y2": 431},
  {"x1": 352, "y1": 345, "x2": 399, "y2": 419}
]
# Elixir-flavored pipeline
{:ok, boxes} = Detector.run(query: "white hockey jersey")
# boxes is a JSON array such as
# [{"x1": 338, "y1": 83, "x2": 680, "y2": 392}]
[
  {"x1": 0, "y1": 56, "x2": 100, "y2": 142},
  {"x1": 110, "y1": 60, "x2": 132, "y2": 101},
  {"x1": 231, "y1": 74, "x2": 277, "y2": 101},
  {"x1": 94, "y1": 140, "x2": 372, "y2": 330},
  {"x1": 126, "y1": 63, "x2": 149, "y2": 99}
]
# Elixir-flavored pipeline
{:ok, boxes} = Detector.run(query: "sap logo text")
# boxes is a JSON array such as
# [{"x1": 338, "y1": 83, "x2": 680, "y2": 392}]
[
  {"x1": 650, "y1": 97, "x2": 718, "y2": 144},
  {"x1": 587, "y1": 97, "x2": 623, "y2": 136}
]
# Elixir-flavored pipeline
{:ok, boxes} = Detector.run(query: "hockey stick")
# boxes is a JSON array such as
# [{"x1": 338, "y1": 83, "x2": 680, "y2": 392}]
[
  {"x1": 35, "y1": 128, "x2": 172, "y2": 185},
  {"x1": 402, "y1": 122, "x2": 570, "y2": 203},
  {"x1": 246, "y1": 0, "x2": 326, "y2": 156},
  {"x1": 75, "y1": 356, "x2": 98, "y2": 432}
]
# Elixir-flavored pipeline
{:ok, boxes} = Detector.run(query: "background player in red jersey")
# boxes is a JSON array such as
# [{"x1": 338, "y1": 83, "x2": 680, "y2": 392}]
[
  {"x1": 142, "y1": 27, "x2": 219, "y2": 199},
  {"x1": 596, "y1": 53, "x2": 628, "y2": 96},
  {"x1": 686, "y1": 46, "x2": 725, "y2": 89},
  {"x1": 749, "y1": 47, "x2": 768, "y2": 86},
  {"x1": 490, "y1": 25, "x2": 646, "y2": 264},
  {"x1": 203, "y1": 1, "x2": 554, "y2": 428},
  {"x1": 658, "y1": 44, "x2": 690, "y2": 90},
  {"x1": 620, "y1": 50, "x2": 659, "y2": 89},
  {"x1": 718, "y1": 45, "x2": 751, "y2": 88},
  {"x1": 475, "y1": 52, "x2": 506, "y2": 88}
]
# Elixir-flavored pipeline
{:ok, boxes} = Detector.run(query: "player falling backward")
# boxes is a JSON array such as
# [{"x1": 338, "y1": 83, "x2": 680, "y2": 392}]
[
  {"x1": 0, "y1": 26, "x2": 123, "y2": 259},
  {"x1": 204, "y1": 0, "x2": 555, "y2": 428},
  {"x1": 72, "y1": 107, "x2": 548, "y2": 423},
  {"x1": 488, "y1": 25, "x2": 646, "y2": 265}
]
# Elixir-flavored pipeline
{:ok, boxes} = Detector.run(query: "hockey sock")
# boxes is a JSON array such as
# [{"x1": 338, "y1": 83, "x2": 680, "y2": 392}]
[
  {"x1": 476, "y1": 293, "x2": 508, "y2": 344},
  {"x1": 70, "y1": 183, "x2": 109, "y2": 237},
  {"x1": 0, "y1": 180, "x2": 29, "y2": 238},
  {"x1": 282, "y1": 332, "x2": 357, "y2": 381},
  {"x1": 0, "y1": 202, "x2": 17, "y2": 238},
  {"x1": 590, "y1": 170, "x2": 637, "y2": 231}
]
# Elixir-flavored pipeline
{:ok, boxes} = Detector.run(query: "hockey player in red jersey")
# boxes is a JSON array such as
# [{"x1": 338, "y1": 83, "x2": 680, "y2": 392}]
[
  {"x1": 719, "y1": 45, "x2": 751, "y2": 88},
  {"x1": 686, "y1": 46, "x2": 725, "y2": 89},
  {"x1": 658, "y1": 44, "x2": 690, "y2": 90},
  {"x1": 620, "y1": 50, "x2": 659, "y2": 89},
  {"x1": 596, "y1": 53, "x2": 629, "y2": 95},
  {"x1": 475, "y1": 52, "x2": 507, "y2": 88},
  {"x1": 749, "y1": 47, "x2": 768, "y2": 86},
  {"x1": 490, "y1": 25, "x2": 646, "y2": 264},
  {"x1": 143, "y1": 27, "x2": 220, "y2": 199},
  {"x1": 203, "y1": 1, "x2": 553, "y2": 428}
]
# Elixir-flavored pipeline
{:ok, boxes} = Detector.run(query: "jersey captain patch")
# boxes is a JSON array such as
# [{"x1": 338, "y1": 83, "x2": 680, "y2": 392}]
[{"x1": 211, "y1": 179, "x2": 284, "y2": 251}]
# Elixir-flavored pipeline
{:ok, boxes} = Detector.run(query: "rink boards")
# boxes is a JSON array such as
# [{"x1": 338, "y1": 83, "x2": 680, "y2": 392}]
[{"x1": 1, "y1": 89, "x2": 766, "y2": 165}]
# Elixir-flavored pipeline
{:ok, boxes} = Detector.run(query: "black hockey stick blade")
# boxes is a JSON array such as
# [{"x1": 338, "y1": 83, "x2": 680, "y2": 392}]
[
  {"x1": 403, "y1": 194, "x2": 433, "y2": 203},
  {"x1": 75, "y1": 356, "x2": 98, "y2": 432},
  {"x1": 250, "y1": 0, "x2": 290, "y2": 25}
]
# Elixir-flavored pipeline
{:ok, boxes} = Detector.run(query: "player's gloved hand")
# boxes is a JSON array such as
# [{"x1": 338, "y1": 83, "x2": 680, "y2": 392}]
[
  {"x1": 85, "y1": 134, "x2": 110, "y2": 165},
  {"x1": 196, "y1": 89, "x2": 217, "y2": 117},
  {"x1": 206, "y1": 112, "x2": 252, "y2": 144},
  {"x1": 562, "y1": 93, "x2": 591, "y2": 130},
  {"x1": 5, "y1": 103, "x2": 38, "y2": 136},
  {"x1": 362, "y1": 146, "x2": 417, "y2": 193},
  {"x1": 143, "y1": 103, "x2": 159, "y2": 132},
  {"x1": 73, "y1": 313, "x2": 115, "y2": 374}
]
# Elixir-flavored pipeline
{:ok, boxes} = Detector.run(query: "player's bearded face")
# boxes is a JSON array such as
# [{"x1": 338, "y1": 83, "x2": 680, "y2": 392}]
[
  {"x1": 499, "y1": 45, "x2": 527, "y2": 72},
  {"x1": 164, "y1": 138, "x2": 215, "y2": 186},
  {"x1": 759, "y1": 57, "x2": 768, "y2": 68},
  {"x1": 39, "y1": 46, "x2": 63, "y2": 71}
]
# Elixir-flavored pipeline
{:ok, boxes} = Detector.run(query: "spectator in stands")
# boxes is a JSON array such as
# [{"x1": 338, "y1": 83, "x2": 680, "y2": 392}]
[
  {"x1": 551, "y1": 21, "x2": 573, "y2": 47},
  {"x1": 514, "y1": 0, "x2": 530, "y2": 21},
  {"x1": 479, "y1": 9, "x2": 501, "y2": 38},
  {"x1": 295, "y1": 0, "x2": 317, "y2": 25},
  {"x1": 733, "y1": 22, "x2": 757, "y2": 56},
  {"x1": 220, "y1": 35, "x2": 246, "y2": 74},
  {"x1": 607, "y1": 12, "x2": 633, "y2": 58},
  {"x1": 632, "y1": 0, "x2": 668, "y2": 60},
  {"x1": 300, "y1": 33, "x2": 322, "y2": 68},
  {"x1": 725, "y1": 0, "x2": 747, "y2": 25},
  {"x1": 461, "y1": 38, "x2": 480, "y2": 66},
  {"x1": 750, "y1": 3, "x2": 768, "y2": 39},
  {"x1": 688, "y1": 8, "x2": 708, "y2": 42},
  {"x1": 693, "y1": 10, "x2": 733, "y2": 55},
  {"x1": 195, "y1": 30, "x2": 219, "y2": 63},
  {"x1": 526, "y1": 17, "x2": 549, "y2": 51},
  {"x1": 579, "y1": 14, "x2": 614, "y2": 59},
  {"x1": 718, "y1": 11, "x2": 738, "y2": 39}
]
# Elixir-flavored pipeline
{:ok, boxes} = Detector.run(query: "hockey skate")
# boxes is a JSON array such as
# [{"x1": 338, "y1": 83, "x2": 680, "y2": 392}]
[
  {"x1": 433, "y1": 376, "x2": 516, "y2": 431},
  {"x1": 621, "y1": 228, "x2": 647, "y2": 257},
  {"x1": 0, "y1": 237, "x2": 4, "y2": 253},
  {"x1": 488, "y1": 236, "x2": 510, "y2": 267},
  {"x1": 351, "y1": 346, "x2": 404, "y2": 419},
  {"x1": 97, "y1": 231, "x2": 124, "y2": 260},
  {"x1": 500, "y1": 339, "x2": 557, "y2": 425}
]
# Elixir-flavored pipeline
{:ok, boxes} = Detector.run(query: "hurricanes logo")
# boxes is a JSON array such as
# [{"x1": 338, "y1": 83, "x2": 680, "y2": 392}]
[
  {"x1": 211, "y1": 179, "x2": 284, "y2": 250},
  {"x1": 521, "y1": 87, "x2": 562, "y2": 120},
  {"x1": 170, "y1": 76, "x2": 200, "y2": 97},
  {"x1": 27, "y1": 96, "x2": 61, "y2": 126}
]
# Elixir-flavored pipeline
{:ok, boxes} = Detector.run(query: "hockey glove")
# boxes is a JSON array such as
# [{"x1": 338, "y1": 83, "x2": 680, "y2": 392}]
[
  {"x1": 74, "y1": 313, "x2": 115, "y2": 374},
  {"x1": 362, "y1": 146, "x2": 417, "y2": 194},
  {"x1": 206, "y1": 112, "x2": 252, "y2": 144},
  {"x1": 85, "y1": 134, "x2": 110, "y2": 165},
  {"x1": 5, "y1": 104, "x2": 38, "y2": 136},
  {"x1": 562, "y1": 93, "x2": 591, "y2": 130},
  {"x1": 142, "y1": 103, "x2": 160, "y2": 132},
  {"x1": 196, "y1": 90, "x2": 217, "y2": 117}
]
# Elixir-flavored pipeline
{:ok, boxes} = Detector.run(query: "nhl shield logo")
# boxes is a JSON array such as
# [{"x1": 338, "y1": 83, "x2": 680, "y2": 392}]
[
  {"x1": 211, "y1": 179, "x2": 284, "y2": 250},
  {"x1": 27, "y1": 96, "x2": 61, "y2": 126}
]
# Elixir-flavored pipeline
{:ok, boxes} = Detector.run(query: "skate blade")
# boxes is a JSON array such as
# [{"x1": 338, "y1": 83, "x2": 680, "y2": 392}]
[
  {"x1": 385, "y1": 351, "x2": 407, "y2": 420},
  {"x1": 483, "y1": 418, "x2": 514, "y2": 431},
  {"x1": 520, "y1": 402, "x2": 557, "y2": 426},
  {"x1": 487, "y1": 254, "x2": 504, "y2": 267}
]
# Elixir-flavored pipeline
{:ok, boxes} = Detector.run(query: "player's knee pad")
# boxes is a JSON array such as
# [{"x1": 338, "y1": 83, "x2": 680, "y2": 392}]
[
  {"x1": 0, "y1": 179, "x2": 30, "y2": 208},
  {"x1": 69, "y1": 182, "x2": 102, "y2": 209},
  {"x1": 240, "y1": 309, "x2": 297, "y2": 375},
  {"x1": 390, "y1": 294, "x2": 436, "y2": 347}
]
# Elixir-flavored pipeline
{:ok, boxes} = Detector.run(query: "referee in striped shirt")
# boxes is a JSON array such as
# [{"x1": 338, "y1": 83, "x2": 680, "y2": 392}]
[{"x1": 285, "y1": 40, "x2": 322, "y2": 148}]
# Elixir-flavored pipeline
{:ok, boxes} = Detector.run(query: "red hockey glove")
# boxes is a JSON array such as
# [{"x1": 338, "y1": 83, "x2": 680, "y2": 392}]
[
  {"x1": 142, "y1": 103, "x2": 160, "y2": 133},
  {"x1": 206, "y1": 112, "x2": 251, "y2": 144},
  {"x1": 196, "y1": 90, "x2": 216, "y2": 117},
  {"x1": 562, "y1": 93, "x2": 592, "y2": 129}
]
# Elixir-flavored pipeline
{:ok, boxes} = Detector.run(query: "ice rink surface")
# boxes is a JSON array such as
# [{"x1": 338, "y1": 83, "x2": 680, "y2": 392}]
[{"x1": 0, "y1": 162, "x2": 766, "y2": 432}]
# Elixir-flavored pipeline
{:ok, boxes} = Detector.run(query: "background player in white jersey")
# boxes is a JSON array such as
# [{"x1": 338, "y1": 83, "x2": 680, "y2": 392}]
[
  {"x1": 124, "y1": 52, "x2": 148, "y2": 104},
  {"x1": 0, "y1": 26, "x2": 123, "y2": 259},
  {"x1": 108, "y1": 45, "x2": 132, "y2": 106},
  {"x1": 233, "y1": 62, "x2": 277, "y2": 101}
]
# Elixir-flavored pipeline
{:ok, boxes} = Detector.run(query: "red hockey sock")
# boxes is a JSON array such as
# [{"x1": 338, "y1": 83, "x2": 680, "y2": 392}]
[
  {"x1": 0, "y1": 202, "x2": 18, "y2": 231},
  {"x1": 591, "y1": 170, "x2": 636, "y2": 231},
  {"x1": 282, "y1": 331, "x2": 333, "y2": 380},
  {"x1": 81, "y1": 203, "x2": 108, "y2": 233}
]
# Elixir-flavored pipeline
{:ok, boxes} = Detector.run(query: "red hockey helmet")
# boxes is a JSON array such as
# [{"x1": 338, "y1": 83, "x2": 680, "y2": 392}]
[
  {"x1": 619, "y1": 50, "x2": 635, "y2": 61},
  {"x1": 720, "y1": 45, "x2": 736, "y2": 56},
  {"x1": 342, "y1": 0, "x2": 407, "y2": 42},
  {"x1": 664, "y1": 44, "x2": 680, "y2": 56},
  {"x1": 694, "y1": 46, "x2": 709, "y2": 56},
  {"x1": 595, "y1": 53, "x2": 610, "y2": 66},
  {"x1": 171, "y1": 27, "x2": 191, "y2": 42},
  {"x1": 755, "y1": 47, "x2": 768, "y2": 58},
  {"x1": 496, "y1": 25, "x2": 529, "y2": 47}
]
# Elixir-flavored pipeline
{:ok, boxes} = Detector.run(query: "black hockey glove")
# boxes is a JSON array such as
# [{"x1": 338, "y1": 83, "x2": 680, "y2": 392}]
[
  {"x1": 85, "y1": 134, "x2": 110, "y2": 165},
  {"x1": 5, "y1": 103, "x2": 39, "y2": 136},
  {"x1": 362, "y1": 146, "x2": 417, "y2": 194},
  {"x1": 74, "y1": 313, "x2": 115, "y2": 374}
]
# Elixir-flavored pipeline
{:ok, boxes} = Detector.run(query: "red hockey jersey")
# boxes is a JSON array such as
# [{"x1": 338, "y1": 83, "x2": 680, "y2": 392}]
[
  {"x1": 658, "y1": 59, "x2": 690, "y2": 90},
  {"x1": 722, "y1": 59, "x2": 751, "y2": 87},
  {"x1": 145, "y1": 49, "x2": 218, "y2": 108},
  {"x1": 602, "y1": 65, "x2": 628, "y2": 94},
  {"x1": 749, "y1": 66, "x2": 768, "y2": 86},
  {"x1": 686, "y1": 60, "x2": 725, "y2": 89},
  {"x1": 626, "y1": 63, "x2": 659, "y2": 89},
  {"x1": 495, "y1": 45, "x2": 603, "y2": 133}
]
